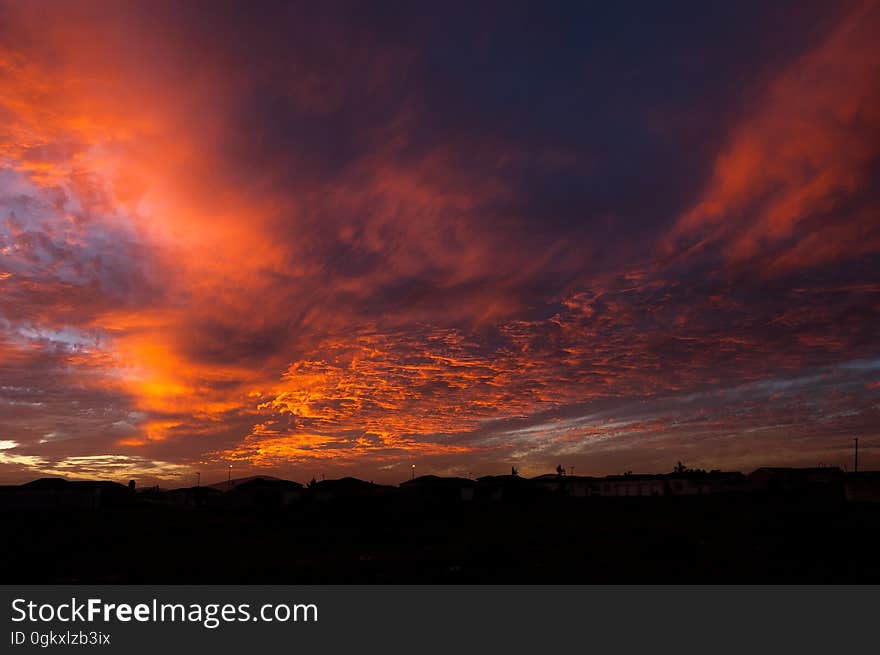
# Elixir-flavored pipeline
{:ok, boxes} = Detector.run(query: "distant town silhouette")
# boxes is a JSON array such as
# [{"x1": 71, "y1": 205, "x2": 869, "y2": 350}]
[{"x1": 2, "y1": 462, "x2": 879, "y2": 583}]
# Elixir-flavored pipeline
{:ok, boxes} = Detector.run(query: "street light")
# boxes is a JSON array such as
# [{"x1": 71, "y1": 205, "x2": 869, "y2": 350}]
[
  {"x1": 228, "y1": 464, "x2": 232, "y2": 489},
  {"x1": 411, "y1": 464, "x2": 415, "y2": 480}
]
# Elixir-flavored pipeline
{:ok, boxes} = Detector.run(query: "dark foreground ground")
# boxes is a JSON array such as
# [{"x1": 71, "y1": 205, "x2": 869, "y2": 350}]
[{"x1": 3, "y1": 494, "x2": 879, "y2": 583}]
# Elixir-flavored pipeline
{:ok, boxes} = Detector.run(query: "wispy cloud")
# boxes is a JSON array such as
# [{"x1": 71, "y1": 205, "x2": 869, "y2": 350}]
[{"x1": 0, "y1": 1, "x2": 877, "y2": 484}]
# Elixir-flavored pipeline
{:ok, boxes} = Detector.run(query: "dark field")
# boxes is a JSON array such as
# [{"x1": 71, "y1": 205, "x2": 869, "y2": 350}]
[{"x1": 3, "y1": 494, "x2": 880, "y2": 583}]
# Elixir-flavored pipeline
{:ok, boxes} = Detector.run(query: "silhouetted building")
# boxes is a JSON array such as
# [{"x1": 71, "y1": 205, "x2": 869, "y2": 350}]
[
  {"x1": 311, "y1": 477, "x2": 394, "y2": 502},
  {"x1": 223, "y1": 477, "x2": 304, "y2": 509},
  {"x1": 666, "y1": 471, "x2": 746, "y2": 495},
  {"x1": 531, "y1": 474, "x2": 602, "y2": 497},
  {"x1": 844, "y1": 472, "x2": 880, "y2": 503},
  {"x1": 162, "y1": 486, "x2": 222, "y2": 508},
  {"x1": 748, "y1": 467, "x2": 844, "y2": 495},
  {"x1": 0, "y1": 478, "x2": 133, "y2": 510},
  {"x1": 601, "y1": 474, "x2": 668, "y2": 497},
  {"x1": 399, "y1": 475, "x2": 475, "y2": 502},
  {"x1": 475, "y1": 474, "x2": 534, "y2": 502},
  {"x1": 599, "y1": 471, "x2": 746, "y2": 497}
]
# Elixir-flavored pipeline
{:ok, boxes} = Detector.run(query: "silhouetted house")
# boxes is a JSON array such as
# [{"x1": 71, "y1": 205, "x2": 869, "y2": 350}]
[
  {"x1": 223, "y1": 477, "x2": 304, "y2": 509},
  {"x1": 162, "y1": 486, "x2": 222, "y2": 508},
  {"x1": 598, "y1": 471, "x2": 746, "y2": 497},
  {"x1": 748, "y1": 467, "x2": 844, "y2": 497},
  {"x1": 206, "y1": 474, "x2": 286, "y2": 491},
  {"x1": 0, "y1": 485, "x2": 20, "y2": 509},
  {"x1": 531, "y1": 473, "x2": 564, "y2": 493},
  {"x1": 601, "y1": 474, "x2": 668, "y2": 497},
  {"x1": 666, "y1": 471, "x2": 746, "y2": 495},
  {"x1": 0, "y1": 478, "x2": 133, "y2": 510},
  {"x1": 399, "y1": 475, "x2": 475, "y2": 502},
  {"x1": 312, "y1": 477, "x2": 394, "y2": 502},
  {"x1": 475, "y1": 475, "x2": 534, "y2": 502},
  {"x1": 531, "y1": 474, "x2": 602, "y2": 497},
  {"x1": 844, "y1": 472, "x2": 880, "y2": 503}
]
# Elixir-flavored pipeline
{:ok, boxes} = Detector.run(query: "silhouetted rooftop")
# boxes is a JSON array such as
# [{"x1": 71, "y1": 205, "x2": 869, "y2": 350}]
[
  {"x1": 168, "y1": 486, "x2": 222, "y2": 494},
  {"x1": 232, "y1": 477, "x2": 303, "y2": 491},
  {"x1": 205, "y1": 475, "x2": 285, "y2": 491},
  {"x1": 531, "y1": 474, "x2": 603, "y2": 482},
  {"x1": 20, "y1": 478, "x2": 129, "y2": 491},
  {"x1": 751, "y1": 467, "x2": 842, "y2": 473},
  {"x1": 400, "y1": 475, "x2": 474, "y2": 488},
  {"x1": 313, "y1": 477, "x2": 395, "y2": 493}
]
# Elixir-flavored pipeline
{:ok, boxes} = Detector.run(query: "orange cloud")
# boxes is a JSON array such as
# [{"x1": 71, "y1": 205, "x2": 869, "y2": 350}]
[
  {"x1": 0, "y1": 2, "x2": 877, "y2": 483},
  {"x1": 665, "y1": 0, "x2": 880, "y2": 273}
]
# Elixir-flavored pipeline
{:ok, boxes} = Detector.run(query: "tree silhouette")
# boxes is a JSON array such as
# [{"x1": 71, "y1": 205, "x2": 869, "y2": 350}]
[{"x1": 556, "y1": 465, "x2": 565, "y2": 477}]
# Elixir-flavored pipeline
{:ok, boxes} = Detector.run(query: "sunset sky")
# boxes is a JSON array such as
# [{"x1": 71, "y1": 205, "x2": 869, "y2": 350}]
[{"x1": 1, "y1": 0, "x2": 878, "y2": 486}]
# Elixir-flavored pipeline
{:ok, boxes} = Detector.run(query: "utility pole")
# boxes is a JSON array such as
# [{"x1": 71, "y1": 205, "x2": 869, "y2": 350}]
[
  {"x1": 196, "y1": 472, "x2": 200, "y2": 487},
  {"x1": 854, "y1": 437, "x2": 859, "y2": 474}
]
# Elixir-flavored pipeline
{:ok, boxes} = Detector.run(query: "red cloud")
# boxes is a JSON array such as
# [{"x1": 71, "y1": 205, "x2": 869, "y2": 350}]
[{"x1": 664, "y1": 1, "x2": 880, "y2": 274}]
